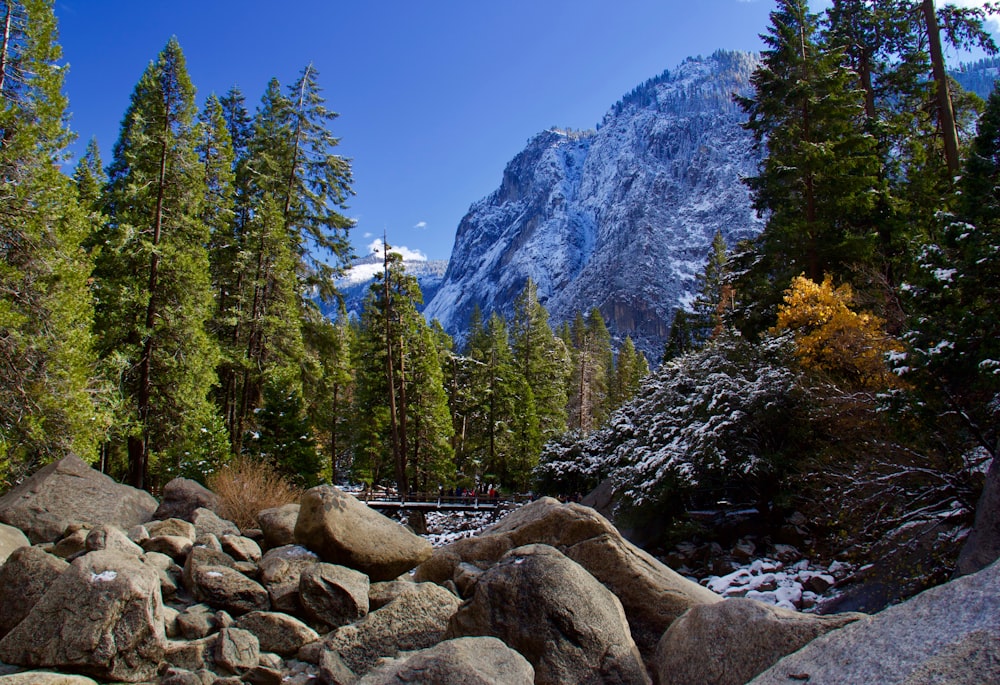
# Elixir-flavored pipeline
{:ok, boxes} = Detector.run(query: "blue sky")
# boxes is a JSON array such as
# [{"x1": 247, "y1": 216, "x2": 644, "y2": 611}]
[{"x1": 54, "y1": 1, "x2": 997, "y2": 261}]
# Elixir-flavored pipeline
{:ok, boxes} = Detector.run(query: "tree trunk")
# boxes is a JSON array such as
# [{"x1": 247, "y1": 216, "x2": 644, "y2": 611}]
[
  {"x1": 923, "y1": 0, "x2": 961, "y2": 175},
  {"x1": 0, "y1": 3, "x2": 13, "y2": 97},
  {"x1": 132, "y1": 107, "x2": 170, "y2": 490}
]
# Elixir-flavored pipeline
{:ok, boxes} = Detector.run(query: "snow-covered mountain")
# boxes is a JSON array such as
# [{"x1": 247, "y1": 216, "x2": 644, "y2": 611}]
[
  {"x1": 423, "y1": 50, "x2": 765, "y2": 360},
  {"x1": 327, "y1": 240, "x2": 448, "y2": 319}
]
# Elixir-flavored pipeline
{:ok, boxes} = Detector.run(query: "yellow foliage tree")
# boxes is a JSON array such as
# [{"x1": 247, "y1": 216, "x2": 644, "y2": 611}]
[{"x1": 772, "y1": 275, "x2": 902, "y2": 390}]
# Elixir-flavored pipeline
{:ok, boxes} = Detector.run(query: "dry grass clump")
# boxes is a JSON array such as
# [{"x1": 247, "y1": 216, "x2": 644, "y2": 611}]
[{"x1": 207, "y1": 456, "x2": 302, "y2": 530}]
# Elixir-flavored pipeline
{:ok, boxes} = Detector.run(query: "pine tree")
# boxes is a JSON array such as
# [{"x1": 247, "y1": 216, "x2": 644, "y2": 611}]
[
  {"x1": 510, "y1": 278, "x2": 569, "y2": 445},
  {"x1": 608, "y1": 336, "x2": 649, "y2": 413},
  {"x1": 251, "y1": 381, "x2": 320, "y2": 487},
  {"x1": 302, "y1": 303, "x2": 355, "y2": 483},
  {"x1": 736, "y1": 0, "x2": 884, "y2": 336},
  {"x1": 902, "y1": 82, "x2": 1000, "y2": 459},
  {"x1": 567, "y1": 308, "x2": 613, "y2": 433},
  {"x1": 406, "y1": 321, "x2": 455, "y2": 491},
  {"x1": 95, "y1": 38, "x2": 223, "y2": 488},
  {"x1": 0, "y1": 0, "x2": 105, "y2": 481},
  {"x1": 692, "y1": 230, "x2": 731, "y2": 342}
]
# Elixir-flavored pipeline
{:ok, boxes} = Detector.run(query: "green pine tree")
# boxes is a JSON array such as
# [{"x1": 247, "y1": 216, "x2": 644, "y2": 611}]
[
  {"x1": 735, "y1": 0, "x2": 884, "y2": 336},
  {"x1": 0, "y1": 0, "x2": 105, "y2": 482},
  {"x1": 511, "y1": 278, "x2": 569, "y2": 445},
  {"x1": 95, "y1": 38, "x2": 223, "y2": 488}
]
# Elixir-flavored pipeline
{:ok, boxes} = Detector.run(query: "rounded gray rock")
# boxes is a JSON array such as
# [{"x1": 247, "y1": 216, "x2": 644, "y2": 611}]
[
  {"x1": 294, "y1": 485, "x2": 432, "y2": 582},
  {"x1": 446, "y1": 543, "x2": 650, "y2": 685}
]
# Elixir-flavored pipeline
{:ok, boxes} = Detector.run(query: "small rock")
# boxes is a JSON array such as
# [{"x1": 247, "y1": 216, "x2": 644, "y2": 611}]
[
  {"x1": 215, "y1": 626, "x2": 260, "y2": 674},
  {"x1": 234, "y1": 611, "x2": 320, "y2": 656}
]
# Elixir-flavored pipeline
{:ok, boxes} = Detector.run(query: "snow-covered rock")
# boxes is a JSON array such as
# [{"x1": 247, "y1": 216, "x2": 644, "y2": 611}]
[{"x1": 425, "y1": 50, "x2": 763, "y2": 359}]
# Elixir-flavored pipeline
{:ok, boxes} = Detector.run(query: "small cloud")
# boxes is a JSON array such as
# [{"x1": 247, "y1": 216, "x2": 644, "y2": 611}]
[
  {"x1": 414, "y1": 221, "x2": 428, "y2": 230},
  {"x1": 366, "y1": 238, "x2": 428, "y2": 262},
  {"x1": 363, "y1": 231, "x2": 373, "y2": 239}
]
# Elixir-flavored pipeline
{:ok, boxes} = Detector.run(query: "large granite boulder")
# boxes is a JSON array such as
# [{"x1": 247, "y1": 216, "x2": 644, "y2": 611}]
[
  {"x1": 0, "y1": 546, "x2": 70, "y2": 638},
  {"x1": 357, "y1": 636, "x2": 534, "y2": 685},
  {"x1": 0, "y1": 455, "x2": 157, "y2": 544},
  {"x1": 749, "y1": 557, "x2": 1000, "y2": 684},
  {"x1": 956, "y1": 456, "x2": 1000, "y2": 576},
  {"x1": 320, "y1": 581, "x2": 461, "y2": 675},
  {"x1": 417, "y1": 497, "x2": 719, "y2": 661},
  {"x1": 447, "y1": 544, "x2": 650, "y2": 685},
  {"x1": 654, "y1": 598, "x2": 864, "y2": 685},
  {"x1": 153, "y1": 478, "x2": 220, "y2": 522},
  {"x1": 294, "y1": 485, "x2": 432, "y2": 581},
  {"x1": 0, "y1": 522, "x2": 29, "y2": 564},
  {"x1": 0, "y1": 549, "x2": 166, "y2": 682}
]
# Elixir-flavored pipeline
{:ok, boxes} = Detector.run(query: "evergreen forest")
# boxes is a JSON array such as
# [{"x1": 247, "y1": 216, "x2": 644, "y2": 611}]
[{"x1": 0, "y1": 0, "x2": 649, "y2": 495}]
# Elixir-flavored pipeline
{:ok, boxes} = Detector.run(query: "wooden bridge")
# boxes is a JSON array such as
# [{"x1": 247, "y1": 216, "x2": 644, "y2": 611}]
[{"x1": 351, "y1": 492, "x2": 524, "y2": 513}]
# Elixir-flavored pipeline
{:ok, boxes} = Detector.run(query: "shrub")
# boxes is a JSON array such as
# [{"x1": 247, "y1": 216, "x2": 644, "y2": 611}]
[{"x1": 207, "y1": 456, "x2": 302, "y2": 530}]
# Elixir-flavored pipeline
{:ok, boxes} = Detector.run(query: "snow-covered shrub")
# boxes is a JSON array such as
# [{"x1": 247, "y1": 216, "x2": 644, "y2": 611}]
[{"x1": 537, "y1": 334, "x2": 807, "y2": 517}]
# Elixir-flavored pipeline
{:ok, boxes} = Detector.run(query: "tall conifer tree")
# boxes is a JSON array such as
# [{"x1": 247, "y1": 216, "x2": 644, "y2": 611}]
[
  {"x1": 96, "y1": 38, "x2": 222, "y2": 488},
  {"x1": 0, "y1": 0, "x2": 103, "y2": 478}
]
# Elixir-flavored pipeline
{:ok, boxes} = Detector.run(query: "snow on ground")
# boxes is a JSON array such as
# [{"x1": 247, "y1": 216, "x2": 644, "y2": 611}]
[
  {"x1": 698, "y1": 557, "x2": 854, "y2": 612},
  {"x1": 422, "y1": 508, "x2": 510, "y2": 548}
]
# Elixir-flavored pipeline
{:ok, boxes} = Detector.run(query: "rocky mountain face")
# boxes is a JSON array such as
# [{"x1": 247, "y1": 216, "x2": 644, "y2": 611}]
[{"x1": 424, "y1": 50, "x2": 765, "y2": 360}]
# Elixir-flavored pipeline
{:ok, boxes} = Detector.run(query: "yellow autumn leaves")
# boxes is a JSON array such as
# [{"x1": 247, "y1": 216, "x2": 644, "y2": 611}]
[{"x1": 772, "y1": 274, "x2": 904, "y2": 390}]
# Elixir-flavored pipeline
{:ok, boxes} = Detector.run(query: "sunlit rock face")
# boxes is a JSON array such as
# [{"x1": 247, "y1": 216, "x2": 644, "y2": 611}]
[{"x1": 425, "y1": 50, "x2": 764, "y2": 361}]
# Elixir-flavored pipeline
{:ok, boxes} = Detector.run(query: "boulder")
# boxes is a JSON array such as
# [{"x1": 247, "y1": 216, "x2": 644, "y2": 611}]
[
  {"x1": 416, "y1": 497, "x2": 719, "y2": 662},
  {"x1": 214, "y1": 627, "x2": 260, "y2": 675},
  {"x1": 160, "y1": 667, "x2": 217, "y2": 685},
  {"x1": 146, "y1": 518, "x2": 197, "y2": 540},
  {"x1": 257, "y1": 503, "x2": 300, "y2": 550},
  {"x1": 189, "y1": 565, "x2": 270, "y2": 615},
  {"x1": 221, "y1": 534, "x2": 262, "y2": 563},
  {"x1": 234, "y1": 611, "x2": 319, "y2": 656},
  {"x1": 84, "y1": 524, "x2": 144, "y2": 557},
  {"x1": 357, "y1": 636, "x2": 534, "y2": 685},
  {"x1": 0, "y1": 454, "x2": 157, "y2": 544},
  {"x1": 956, "y1": 456, "x2": 1000, "y2": 576},
  {"x1": 0, "y1": 546, "x2": 70, "y2": 638},
  {"x1": 322, "y1": 581, "x2": 461, "y2": 675},
  {"x1": 564, "y1": 528, "x2": 721, "y2": 661},
  {"x1": 190, "y1": 507, "x2": 240, "y2": 538},
  {"x1": 294, "y1": 486, "x2": 432, "y2": 581},
  {"x1": 142, "y1": 535, "x2": 193, "y2": 561},
  {"x1": 299, "y1": 562, "x2": 370, "y2": 629},
  {"x1": 654, "y1": 598, "x2": 864, "y2": 685},
  {"x1": 318, "y1": 649, "x2": 357, "y2": 685},
  {"x1": 749, "y1": 558, "x2": 1000, "y2": 684},
  {"x1": 447, "y1": 544, "x2": 650, "y2": 685},
  {"x1": 0, "y1": 549, "x2": 166, "y2": 682},
  {"x1": 164, "y1": 636, "x2": 216, "y2": 672},
  {"x1": 258, "y1": 544, "x2": 320, "y2": 614},
  {"x1": 175, "y1": 604, "x2": 219, "y2": 640},
  {"x1": 50, "y1": 524, "x2": 90, "y2": 558},
  {"x1": 0, "y1": 674, "x2": 101, "y2": 684},
  {"x1": 182, "y1": 545, "x2": 237, "y2": 591},
  {"x1": 153, "y1": 478, "x2": 221, "y2": 522},
  {"x1": 0, "y1": 522, "x2": 29, "y2": 564}
]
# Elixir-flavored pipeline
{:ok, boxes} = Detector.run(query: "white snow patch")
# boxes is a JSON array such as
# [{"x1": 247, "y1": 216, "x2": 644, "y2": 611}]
[{"x1": 91, "y1": 570, "x2": 118, "y2": 583}]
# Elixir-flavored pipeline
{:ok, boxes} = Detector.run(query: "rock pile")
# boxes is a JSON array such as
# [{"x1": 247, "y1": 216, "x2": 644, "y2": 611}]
[{"x1": 0, "y1": 455, "x2": 997, "y2": 684}]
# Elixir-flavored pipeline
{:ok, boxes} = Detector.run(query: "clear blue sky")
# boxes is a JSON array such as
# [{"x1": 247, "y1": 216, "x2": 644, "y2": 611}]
[{"x1": 53, "y1": 1, "x2": 997, "y2": 261}]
